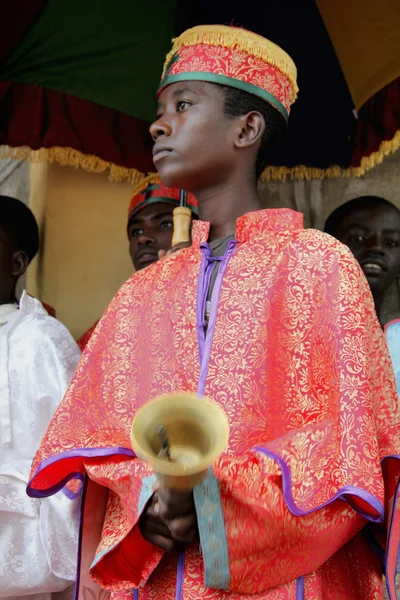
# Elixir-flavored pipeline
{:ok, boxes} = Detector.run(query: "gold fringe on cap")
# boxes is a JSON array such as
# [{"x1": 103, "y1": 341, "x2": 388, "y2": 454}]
[
  {"x1": 162, "y1": 24, "x2": 298, "y2": 103},
  {"x1": 129, "y1": 173, "x2": 161, "y2": 199}
]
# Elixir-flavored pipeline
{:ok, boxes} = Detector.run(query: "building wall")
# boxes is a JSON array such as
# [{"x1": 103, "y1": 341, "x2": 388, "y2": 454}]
[{"x1": 27, "y1": 163, "x2": 134, "y2": 340}]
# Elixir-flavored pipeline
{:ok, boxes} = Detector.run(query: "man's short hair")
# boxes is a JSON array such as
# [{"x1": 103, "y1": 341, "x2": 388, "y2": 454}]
[
  {"x1": 0, "y1": 196, "x2": 39, "y2": 263},
  {"x1": 324, "y1": 196, "x2": 398, "y2": 237},
  {"x1": 221, "y1": 85, "x2": 287, "y2": 180}
]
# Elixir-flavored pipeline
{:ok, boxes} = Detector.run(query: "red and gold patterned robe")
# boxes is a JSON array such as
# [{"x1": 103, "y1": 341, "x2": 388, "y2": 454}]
[{"x1": 28, "y1": 209, "x2": 400, "y2": 599}]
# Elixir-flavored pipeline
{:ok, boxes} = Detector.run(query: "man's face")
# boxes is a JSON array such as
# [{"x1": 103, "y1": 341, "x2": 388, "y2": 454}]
[
  {"x1": 150, "y1": 81, "x2": 236, "y2": 191},
  {"x1": 335, "y1": 204, "x2": 400, "y2": 296},
  {"x1": 128, "y1": 202, "x2": 176, "y2": 271}
]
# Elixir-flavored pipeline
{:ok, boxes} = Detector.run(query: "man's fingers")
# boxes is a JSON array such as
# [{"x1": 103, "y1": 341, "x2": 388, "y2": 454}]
[
  {"x1": 158, "y1": 242, "x2": 192, "y2": 261},
  {"x1": 144, "y1": 532, "x2": 177, "y2": 552},
  {"x1": 170, "y1": 242, "x2": 191, "y2": 253},
  {"x1": 167, "y1": 513, "x2": 199, "y2": 543},
  {"x1": 144, "y1": 516, "x2": 172, "y2": 538},
  {"x1": 157, "y1": 489, "x2": 194, "y2": 520}
]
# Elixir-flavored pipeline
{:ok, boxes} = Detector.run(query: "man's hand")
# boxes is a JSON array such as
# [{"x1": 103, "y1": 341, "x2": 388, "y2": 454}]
[{"x1": 139, "y1": 487, "x2": 199, "y2": 551}]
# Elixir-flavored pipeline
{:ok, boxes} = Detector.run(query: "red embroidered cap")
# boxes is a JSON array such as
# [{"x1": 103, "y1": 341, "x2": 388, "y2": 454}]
[
  {"x1": 128, "y1": 176, "x2": 198, "y2": 220},
  {"x1": 158, "y1": 25, "x2": 298, "y2": 122}
]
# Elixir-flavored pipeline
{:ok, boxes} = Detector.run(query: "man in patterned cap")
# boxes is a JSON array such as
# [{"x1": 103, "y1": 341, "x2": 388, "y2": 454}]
[
  {"x1": 29, "y1": 26, "x2": 400, "y2": 599},
  {"x1": 78, "y1": 177, "x2": 198, "y2": 349}
]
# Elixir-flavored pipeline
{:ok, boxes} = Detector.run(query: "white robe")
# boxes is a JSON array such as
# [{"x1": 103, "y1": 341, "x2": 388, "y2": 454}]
[{"x1": 0, "y1": 292, "x2": 81, "y2": 599}]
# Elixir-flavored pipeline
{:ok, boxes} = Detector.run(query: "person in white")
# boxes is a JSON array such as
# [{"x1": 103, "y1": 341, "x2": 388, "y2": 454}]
[{"x1": 0, "y1": 196, "x2": 81, "y2": 600}]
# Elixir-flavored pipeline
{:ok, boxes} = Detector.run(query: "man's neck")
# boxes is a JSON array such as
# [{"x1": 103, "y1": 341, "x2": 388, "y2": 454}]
[{"x1": 194, "y1": 177, "x2": 263, "y2": 242}]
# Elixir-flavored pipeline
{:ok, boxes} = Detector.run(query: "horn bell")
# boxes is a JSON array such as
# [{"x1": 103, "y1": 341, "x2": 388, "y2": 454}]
[{"x1": 130, "y1": 393, "x2": 229, "y2": 490}]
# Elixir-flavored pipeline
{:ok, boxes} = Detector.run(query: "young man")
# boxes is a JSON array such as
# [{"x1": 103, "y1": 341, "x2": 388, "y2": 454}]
[
  {"x1": 324, "y1": 196, "x2": 400, "y2": 324},
  {"x1": 77, "y1": 177, "x2": 198, "y2": 350},
  {"x1": 28, "y1": 26, "x2": 400, "y2": 599},
  {"x1": 0, "y1": 196, "x2": 81, "y2": 599}
]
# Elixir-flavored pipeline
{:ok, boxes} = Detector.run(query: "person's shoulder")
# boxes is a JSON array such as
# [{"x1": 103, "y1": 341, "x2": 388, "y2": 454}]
[
  {"x1": 21, "y1": 311, "x2": 74, "y2": 340},
  {"x1": 14, "y1": 293, "x2": 80, "y2": 354},
  {"x1": 295, "y1": 228, "x2": 357, "y2": 261},
  {"x1": 118, "y1": 250, "x2": 192, "y2": 295},
  {"x1": 296, "y1": 227, "x2": 344, "y2": 248}
]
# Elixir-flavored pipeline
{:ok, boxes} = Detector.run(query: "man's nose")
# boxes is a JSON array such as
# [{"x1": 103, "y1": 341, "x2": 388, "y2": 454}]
[
  {"x1": 137, "y1": 232, "x2": 156, "y2": 246},
  {"x1": 150, "y1": 116, "x2": 172, "y2": 142},
  {"x1": 366, "y1": 234, "x2": 385, "y2": 254}
]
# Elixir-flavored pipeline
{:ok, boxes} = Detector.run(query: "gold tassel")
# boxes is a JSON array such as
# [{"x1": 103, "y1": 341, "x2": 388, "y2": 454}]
[
  {"x1": 1, "y1": 129, "x2": 399, "y2": 184},
  {"x1": 0, "y1": 145, "x2": 147, "y2": 185},
  {"x1": 162, "y1": 25, "x2": 298, "y2": 102},
  {"x1": 259, "y1": 129, "x2": 400, "y2": 181}
]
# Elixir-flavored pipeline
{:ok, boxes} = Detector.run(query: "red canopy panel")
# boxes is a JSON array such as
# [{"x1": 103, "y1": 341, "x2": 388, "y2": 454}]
[{"x1": 0, "y1": 81, "x2": 155, "y2": 181}]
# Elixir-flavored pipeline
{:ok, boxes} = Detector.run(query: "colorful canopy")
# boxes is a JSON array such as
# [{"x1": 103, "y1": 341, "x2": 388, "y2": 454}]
[{"x1": 0, "y1": 0, "x2": 399, "y2": 182}]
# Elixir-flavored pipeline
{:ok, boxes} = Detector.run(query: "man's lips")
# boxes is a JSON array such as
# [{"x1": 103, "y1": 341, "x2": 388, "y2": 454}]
[
  {"x1": 136, "y1": 249, "x2": 159, "y2": 265},
  {"x1": 360, "y1": 260, "x2": 386, "y2": 275},
  {"x1": 153, "y1": 145, "x2": 173, "y2": 163}
]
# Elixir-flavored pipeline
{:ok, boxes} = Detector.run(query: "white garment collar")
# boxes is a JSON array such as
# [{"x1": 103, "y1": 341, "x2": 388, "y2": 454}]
[
  {"x1": 0, "y1": 291, "x2": 47, "y2": 327},
  {"x1": 18, "y1": 290, "x2": 48, "y2": 316}
]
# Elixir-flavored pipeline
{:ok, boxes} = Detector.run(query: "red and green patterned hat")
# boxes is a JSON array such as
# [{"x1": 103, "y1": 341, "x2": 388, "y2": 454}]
[
  {"x1": 128, "y1": 176, "x2": 198, "y2": 219},
  {"x1": 158, "y1": 25, "x2": 298, "y2": 122}
]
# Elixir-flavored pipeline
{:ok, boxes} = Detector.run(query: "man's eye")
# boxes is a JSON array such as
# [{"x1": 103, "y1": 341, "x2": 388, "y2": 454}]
[
  {"x1": 160, "y1": 220, "x2": 173, "y2": 229},
  {"x1": 348, "y1": 235, "x2": 364, "y2": 244},
  {"x1": 177, "y1": 101, "x2": 189, "y2": 112},
  {"x1": 385, "y1": 239, "x2": 399, "y2": 248},
  {"x1": 131, "y1": 228, "x2": 143, "y2": 237}
]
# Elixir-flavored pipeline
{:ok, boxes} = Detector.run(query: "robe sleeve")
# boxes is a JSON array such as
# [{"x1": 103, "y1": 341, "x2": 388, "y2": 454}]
[
  {"x1": 198, "y1": 247, "x2": 400, "y2": 593},
  {"x1": 209, "y1": 452, "x2": 365, "y2": 593},
  {"x1": 86, "y1": 464, "x2": 165, "y2": 589},
  {"x1": 0, "y1": 315, "x2": 81, "y2": 595}
]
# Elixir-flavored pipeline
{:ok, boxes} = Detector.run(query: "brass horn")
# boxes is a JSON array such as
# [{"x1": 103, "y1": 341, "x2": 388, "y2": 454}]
[{"x1": 130, "y1": 393, "x2": 229, "y2": 490}]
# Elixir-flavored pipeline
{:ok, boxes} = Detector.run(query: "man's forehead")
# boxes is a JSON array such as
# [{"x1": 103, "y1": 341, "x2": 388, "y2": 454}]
[
  {"x1": 344, "y1": 206, "x2": 400, "y2": 230},
  {"x1": 130, "y1": 203, "x2": 175, "y2": 223},
  {"x1": 157, "y1": 80, "x2": 218, "y2": 106}
]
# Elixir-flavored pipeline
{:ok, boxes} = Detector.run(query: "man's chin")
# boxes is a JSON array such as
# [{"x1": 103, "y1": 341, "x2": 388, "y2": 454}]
[
  {"x1": 365, "y1": 274, "x2": 389, "y2": 297},
  {"x1": 135, "y1": 257, "x2": 158, "y2": 272},
  {"x1": 155, "y1": 164, "x2": 189, "y2": 190}
]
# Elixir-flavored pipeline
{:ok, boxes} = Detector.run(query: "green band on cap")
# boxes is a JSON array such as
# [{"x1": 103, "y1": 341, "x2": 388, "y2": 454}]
[
  {"x1": 129, "y1": 196, "x2": 198, "y2": 219},
  {"x1": 158, "y1": 72, "x2": 288, "y2": 122}
]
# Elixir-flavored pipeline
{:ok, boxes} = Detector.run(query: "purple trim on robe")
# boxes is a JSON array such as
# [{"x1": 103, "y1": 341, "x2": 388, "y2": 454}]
[
  {"x1": 63, "y1": 474, "x2": 84, "y2": 499},
  {"x1": 196, "y1": 244, "x2": 210, "y2": 365},
  {"x1": 133, "y1": 590, "x2": 139, "y2": 600},
  {"x1": 74, "y1": 475, "x2": 88, "y2": 600},
  {"x1": 27, "y1": 447, "x2": 135, "y2": 498},
  {"x1": 176, "y1": 551, "x2": 185, "y2": 600},
  {"x1": 197, "y1": 240, "x2": 237, "y2": 396},
  {"x1": 255, "y1": 446, "x2": 384, "y2": 521},
  {"x1": 385, "y1": 472, "x2": 400, "y2": 600},
  {"x1": 296, "y1": 576, "x2": 304, "y2": 600}
]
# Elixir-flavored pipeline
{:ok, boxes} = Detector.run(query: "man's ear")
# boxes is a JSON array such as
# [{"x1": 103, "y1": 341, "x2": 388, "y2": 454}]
[
  {"x1": 11, "y1": 250, "x2": 29, "y2": 279},
  {"x1": 234, "y1": 111, "x2": 265, "y2": 150}
]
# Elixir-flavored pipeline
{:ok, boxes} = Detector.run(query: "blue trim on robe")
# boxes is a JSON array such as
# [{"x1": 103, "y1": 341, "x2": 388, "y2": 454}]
[{"x1": 193, "y1": 468, "x2": 230, "y2": 589}]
